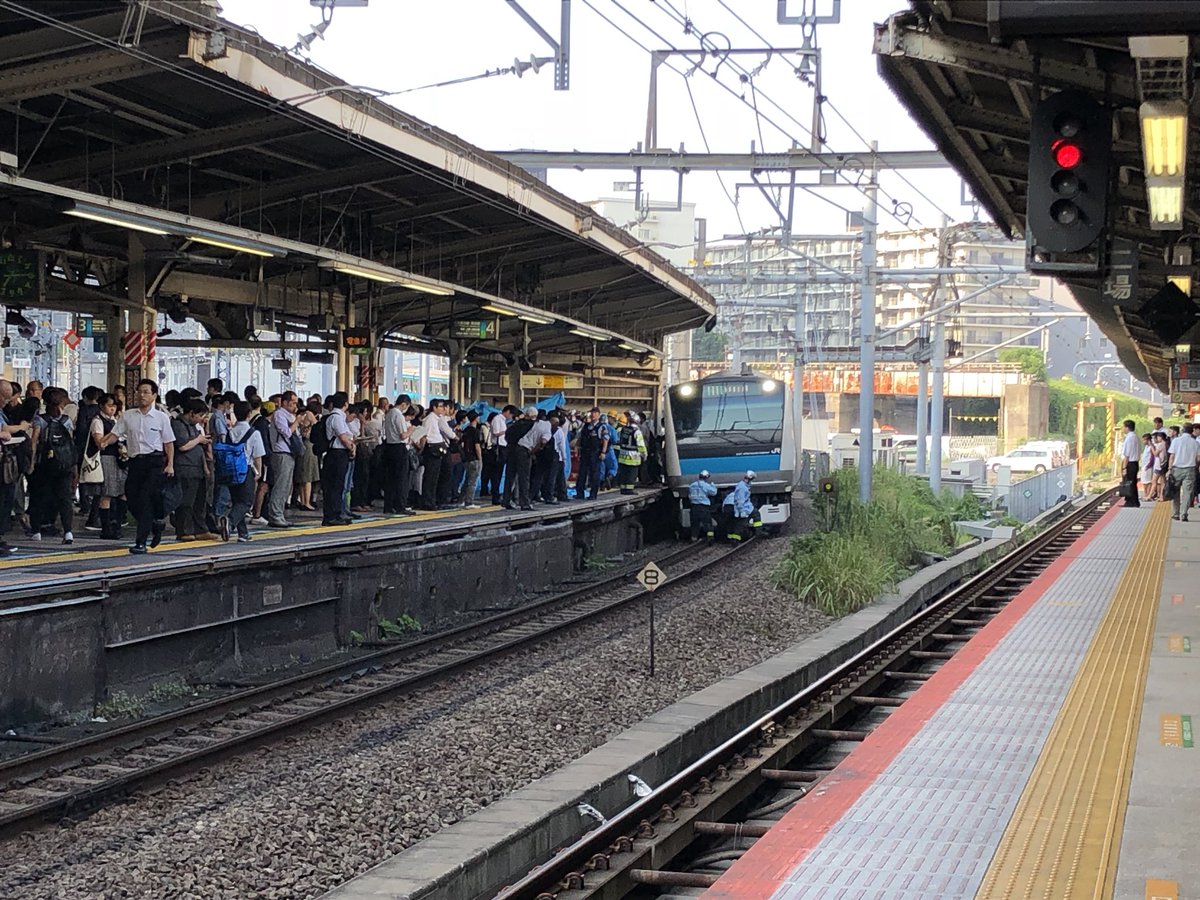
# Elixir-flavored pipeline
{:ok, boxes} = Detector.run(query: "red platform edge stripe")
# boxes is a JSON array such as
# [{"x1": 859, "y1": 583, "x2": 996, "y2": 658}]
[{"x1": 703, "y1": 500, "x2": 1124, "y2": 900}]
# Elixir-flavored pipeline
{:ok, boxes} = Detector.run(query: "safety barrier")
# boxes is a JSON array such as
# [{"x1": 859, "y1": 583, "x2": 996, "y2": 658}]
[{"x1": 996, "y1": 463, "x2": 1076, "y2": 522}]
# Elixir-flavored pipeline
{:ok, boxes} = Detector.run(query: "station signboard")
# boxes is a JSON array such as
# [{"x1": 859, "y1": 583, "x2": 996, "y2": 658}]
[
  {"x1": 500, "y1": 373, "x2": 584, "y2": 390},
  {"x1": 450, "y1": 320, "x2": 497, "y2": 340}
]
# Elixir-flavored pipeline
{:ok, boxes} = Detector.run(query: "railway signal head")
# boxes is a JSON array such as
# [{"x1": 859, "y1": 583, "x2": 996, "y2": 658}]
[{"x1": 1027, "y1": 90, "x2": 1112, "y2": 255}]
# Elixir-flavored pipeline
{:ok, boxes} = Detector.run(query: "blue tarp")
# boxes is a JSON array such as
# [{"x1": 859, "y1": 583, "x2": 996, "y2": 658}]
[{"x1": 467, "y1": 391, "x2": 566, "y2": 419}]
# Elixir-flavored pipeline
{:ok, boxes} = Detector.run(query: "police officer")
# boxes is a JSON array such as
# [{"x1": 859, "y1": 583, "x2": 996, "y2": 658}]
[
  {"x1": 688, "y1": 469, "x2": 717, "y2": 541},
  {"x1": 616, "y1": 410, "x2": 647, "y2": 495},
  {"x1": 722, "y1": 469, "x2": 756, "y2": 541}
]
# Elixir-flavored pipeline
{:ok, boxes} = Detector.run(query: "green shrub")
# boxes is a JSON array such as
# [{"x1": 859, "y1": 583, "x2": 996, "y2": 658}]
[{"x1": 773, "y1": 467, "x2": 972, "y2": 616}]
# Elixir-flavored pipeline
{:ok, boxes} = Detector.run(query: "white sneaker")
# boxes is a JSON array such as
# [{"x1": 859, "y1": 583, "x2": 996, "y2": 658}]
[
  {"x1": 28, "y1": 532, "x2": 41, "y2": 541},
  {"x1": 249, "y1": 517, "x2": 268, "y2": 526},
  {"x1": 63, "y1": 531, "x2": 74, "y2": 545}
]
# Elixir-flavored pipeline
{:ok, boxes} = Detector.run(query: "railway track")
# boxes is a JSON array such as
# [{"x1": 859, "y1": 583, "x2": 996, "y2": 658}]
[
  {"x1": 0, "y1": 538, "x2": 746, "y2": 836},
  {"x1": 493, "y1": 490, "x2": 1116, "y2": 900}
]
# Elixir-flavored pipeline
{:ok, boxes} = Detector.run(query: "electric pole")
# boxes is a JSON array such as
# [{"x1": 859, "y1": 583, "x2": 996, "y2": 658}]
[{"x1": 857, "y1": 144, "x2": 880, "y2": 502}]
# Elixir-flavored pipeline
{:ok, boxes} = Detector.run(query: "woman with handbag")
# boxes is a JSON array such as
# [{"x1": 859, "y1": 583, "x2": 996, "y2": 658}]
[{"x1": 88, "y1": 393, "x2": 128, "y2": 540}]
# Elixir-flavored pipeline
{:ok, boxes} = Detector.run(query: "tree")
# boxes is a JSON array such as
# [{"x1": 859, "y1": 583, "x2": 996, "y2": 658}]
[
  {"x1": 999, "y1": 346, "x2": 1048, "y2": 382},
  {"x1": 690, "y1": 327, "x2": 728, "y2": 362}
]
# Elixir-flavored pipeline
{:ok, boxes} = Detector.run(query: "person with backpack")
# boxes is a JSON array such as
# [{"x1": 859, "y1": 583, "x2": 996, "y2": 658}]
[
  {"x1": 170, "y1": 398, "x2": 215, "y2": 542},
  {"x1": 321, "y1": 392, "x2": 356, "y2": 526},
  {"x1": 30, "y1": 387, "x2": 77, "y2": 543},
  {"x1": 95, "y1": 379, "x2": 174, "y2": 554},
  {"x1": 219, "y1": 401, "x2": 265, "y2": 542}
]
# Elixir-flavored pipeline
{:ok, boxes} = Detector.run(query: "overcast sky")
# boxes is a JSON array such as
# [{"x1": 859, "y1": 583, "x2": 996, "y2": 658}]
[{"x1": 216, "y1": 0, "x2": 971, "y2": 244}]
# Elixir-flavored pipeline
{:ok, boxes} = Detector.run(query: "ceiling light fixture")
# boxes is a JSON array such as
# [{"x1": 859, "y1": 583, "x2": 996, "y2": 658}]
[
  {"x1": 64, "y1": 204, "x2": 170, "y2": 236},
  {"x1": 1140, "y1": 100, "x2": 1188, "y2": 230},
  {"x1": 189, "y1": 235, "x2": 278, "y2": 257}
]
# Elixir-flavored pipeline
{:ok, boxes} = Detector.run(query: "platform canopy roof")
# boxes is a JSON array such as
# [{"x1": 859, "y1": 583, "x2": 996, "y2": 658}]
[
  {"x1": 875, "y1": 0, "x2": 1200, "y2": 393},
  {"x1": 0, "y1": 0, "x2": 714, "y2": 362}
]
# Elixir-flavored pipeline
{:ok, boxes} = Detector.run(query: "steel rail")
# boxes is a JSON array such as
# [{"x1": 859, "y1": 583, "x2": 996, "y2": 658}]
[
  {"x1": 0, "y1": 537, "x2": 746, "y2": 835},
  {"x1": 493, "y1": 490, "x2": 1117, "y2": 899}
]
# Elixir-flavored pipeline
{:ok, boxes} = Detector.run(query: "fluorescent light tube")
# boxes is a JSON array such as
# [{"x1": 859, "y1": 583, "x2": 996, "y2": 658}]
[
  {"x1": 1148, "y1": 184, "x2": 1184, "y2": 227},
  {"x1": 64, "y1": 208, "x2": 169, "y2": 236},
  {"x1": 190, "y1": 235, "x2": 277, "y2": 257},
  {"x1": 1140, "y1": 102, "x2": 1188, "y2": 177},
  {"x1": 481, "y1": 303, "x2": 518, "y2": 317}
]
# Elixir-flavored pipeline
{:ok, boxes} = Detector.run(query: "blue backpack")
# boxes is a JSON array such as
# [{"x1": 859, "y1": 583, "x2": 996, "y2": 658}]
[{"x1": 212, "y1": 428, "x2": 251, "y2": 485}]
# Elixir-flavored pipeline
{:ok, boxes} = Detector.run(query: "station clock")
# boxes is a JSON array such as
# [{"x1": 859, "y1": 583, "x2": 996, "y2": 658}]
[{"x1": 0, "y1": 249, "x2": 40, "y2": 304}]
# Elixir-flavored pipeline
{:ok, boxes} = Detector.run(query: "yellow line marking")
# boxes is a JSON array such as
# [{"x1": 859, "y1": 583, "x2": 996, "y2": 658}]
[
  {"x1": 977, "y1": 502, "x2": 1171, "y2": 899},
  {"x1": 1146, "y1": 879, "x2": 1178, "y2": 900},
  {"x1": 0, "y1": 503, "x2": 506, "y2": 575}
]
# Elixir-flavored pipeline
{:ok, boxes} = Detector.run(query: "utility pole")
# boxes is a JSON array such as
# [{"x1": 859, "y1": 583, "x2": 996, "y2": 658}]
[
  {"x1": 930, "y1": 317, "x2": 945, "y2": 492},
  {"x1": 792, "y1": 284, "x2": 805, "y2": 482},
  {"x1": 857, "y1": 144, "x2": 880, "y2": 502},
  {"x1": 916, "y1": 323, "x2": 929, "y2": 475}
]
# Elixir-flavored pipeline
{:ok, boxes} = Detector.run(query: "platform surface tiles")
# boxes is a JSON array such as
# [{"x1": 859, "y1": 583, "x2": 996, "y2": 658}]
[{"x1": 706, "y1": 500, "x2": 1198, "y2": 900}]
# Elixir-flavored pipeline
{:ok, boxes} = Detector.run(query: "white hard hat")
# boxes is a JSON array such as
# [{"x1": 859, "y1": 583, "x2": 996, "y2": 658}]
[
  {"x1": 745, "y1": 470, "x2": 756, "y2": 480},
  {"x1": 699, "y1": 469, "x2": 710, "y2": 478}
]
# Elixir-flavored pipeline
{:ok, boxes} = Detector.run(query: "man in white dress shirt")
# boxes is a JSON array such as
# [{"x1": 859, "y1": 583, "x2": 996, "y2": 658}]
[{"x1": 1168, "y1": 422, "x2": 1198, "y2": 521}]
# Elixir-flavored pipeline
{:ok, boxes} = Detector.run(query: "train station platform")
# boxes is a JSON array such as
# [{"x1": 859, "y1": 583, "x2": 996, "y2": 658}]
[
  {"x1": 705, "y1": 499, "x2": 1196, "y2": 900},
  {"x1": 0, "y1": 488, "x2": 666, "y2": 727}
]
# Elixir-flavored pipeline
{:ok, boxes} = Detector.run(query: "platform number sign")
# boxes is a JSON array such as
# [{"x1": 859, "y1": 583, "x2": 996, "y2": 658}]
[{"x1": 637, "y1": 561, "x2": 665, "y2": 592}]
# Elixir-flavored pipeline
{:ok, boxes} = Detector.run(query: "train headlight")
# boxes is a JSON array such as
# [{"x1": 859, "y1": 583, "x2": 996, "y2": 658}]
[
  {"x1": 761, "y1": 379, "x2": 778, "y2": 392},
  {"x1": 679, "y1": 383, "x2": 695, "y2": 397}
]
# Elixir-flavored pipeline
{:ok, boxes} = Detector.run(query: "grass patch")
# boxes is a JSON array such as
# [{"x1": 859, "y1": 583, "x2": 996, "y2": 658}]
[{"x1": 772, "y1": 468, "x2": 978, "y2": 616}]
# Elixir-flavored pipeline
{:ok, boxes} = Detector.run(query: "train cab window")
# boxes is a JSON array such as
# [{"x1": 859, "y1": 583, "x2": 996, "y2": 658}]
[{"x1": 670, "y1": 379, "x2": 784, "y2": 442}]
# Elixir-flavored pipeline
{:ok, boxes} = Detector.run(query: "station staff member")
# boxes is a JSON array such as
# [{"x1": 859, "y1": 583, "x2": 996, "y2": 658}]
[
  {"x1": 1169, "y1": 422, "x2": 1199, "y2": 522},
  {"x1": 1120, "y1": 418, "x2": 1141, "y2": 508},
  {"x1": 97, "y1": 378, "x2": 174, "y2": 554},
  {"x1": 688, "y1": 469, "x2": 717, "y2": 541}
]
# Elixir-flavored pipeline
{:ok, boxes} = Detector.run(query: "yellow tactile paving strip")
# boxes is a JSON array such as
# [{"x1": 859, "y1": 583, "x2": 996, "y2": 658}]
[
  {"x1": 977, "y1": 502, "x2": 1172, "y2": 899},
  {"x1": 0, "y1": 504, "x2": 493, "y2": 573}
]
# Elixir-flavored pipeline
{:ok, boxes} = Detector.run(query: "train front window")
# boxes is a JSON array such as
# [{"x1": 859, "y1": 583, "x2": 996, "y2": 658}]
[{"x1": 670, "y1": 382, "x2": 783, "y2": 439}]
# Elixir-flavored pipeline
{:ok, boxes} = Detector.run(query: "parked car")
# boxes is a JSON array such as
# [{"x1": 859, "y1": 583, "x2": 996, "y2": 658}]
[
  {"x1": 987, "y1": 448, "x2": 1055, "y2": 474},
  {"x1": 1019, "y1": 440, "x2": 1071, "y2": 468}
]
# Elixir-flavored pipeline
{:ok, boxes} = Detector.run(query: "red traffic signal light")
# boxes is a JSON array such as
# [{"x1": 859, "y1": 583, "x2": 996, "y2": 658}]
[
  {"x1": 1027, "y1": 91, "x2": 1111, "y2": 258},
  {"x1": 1052, "y1": 139, "x2": 1082, "y2": 168}
]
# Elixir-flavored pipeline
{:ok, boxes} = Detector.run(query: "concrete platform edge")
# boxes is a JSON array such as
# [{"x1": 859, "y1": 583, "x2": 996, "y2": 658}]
[{"x1": 320, "y1": 530, "x2": 1027, "y2": 900}]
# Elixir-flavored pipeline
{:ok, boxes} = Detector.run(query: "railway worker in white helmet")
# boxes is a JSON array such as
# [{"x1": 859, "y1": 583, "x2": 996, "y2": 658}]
[
  {"x1": 722, "y1": 470, "x2": 757, "y2": 542},
  {"x1": 616, "y1": 410, "x2": 647, "y2": 495},
  {"x1": 687, "y1": 469, "x2": 718, "y2": 542}
]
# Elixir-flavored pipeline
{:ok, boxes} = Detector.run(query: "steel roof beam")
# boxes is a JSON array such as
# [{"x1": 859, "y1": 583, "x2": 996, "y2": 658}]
[
  {"x1": 0, "y1": 33, "x2": 179, "y2": 102},
  {"x1": 875, "y1": 16, "x2": 1137, "y2": 101},
  {"x1": 28, "y1": 116, "x2": 306, "y2": 182},
  {"x1": 493, "y1": 149, "x2": 948, "y2": 172}
]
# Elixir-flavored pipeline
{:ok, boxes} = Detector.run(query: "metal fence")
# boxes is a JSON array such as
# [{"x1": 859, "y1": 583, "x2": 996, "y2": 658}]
[{"x1": 995, "y1": 463, "x2": 1076, "y2": 522}]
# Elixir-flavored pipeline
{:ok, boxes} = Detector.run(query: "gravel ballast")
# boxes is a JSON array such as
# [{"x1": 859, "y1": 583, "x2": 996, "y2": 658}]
[{"x1": 0, "y1": 534, "x2": 830, "y2": 900}]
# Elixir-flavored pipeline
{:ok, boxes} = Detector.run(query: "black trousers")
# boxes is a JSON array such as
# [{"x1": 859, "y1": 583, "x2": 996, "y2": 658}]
[
  {"x1": 690, "y1": 504, "x2": 713, "y2": 540},
  {"x1": 127, "y1": 453, "x2": 166, "y2": 546},
  {"x1": 421, "y1": 447, "x2": 449, "y2": 509},
  {"x1": 174, "y1": 474, "x2": 208, "y2": 536},
  {"x1": 480, "y1": 449, "x2": 499, "y2": 498},
  {"x1": 504, "y1": 445, "x2": 532, "y2": 508},
  {"x1": 351, "y1": 445, "x2": 373, "y2": 507},
  {"x1": 382, "y1": 443, "x2": 411, "y2": 513},
  {"x1": 491, "y1": 446, "x2": 508, "y2": 503},
  {"x1": 576, "y1": 453, "x2": 600, "y2": 499},
  {"x1": 321, "y1": 449, "x2": 350, "y2": 523},
  {"x1": 1124, "y1": 460, "x2": 1141, "y2": 507}
]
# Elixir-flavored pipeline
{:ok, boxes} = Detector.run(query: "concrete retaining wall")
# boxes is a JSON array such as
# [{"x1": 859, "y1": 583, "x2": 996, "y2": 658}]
[
  {"x1": 0, "y1": 498, "x2": 664, "y2": 727},
  {"x1": 322, "y1": 532, "x2": 1025, "y2": 900}
]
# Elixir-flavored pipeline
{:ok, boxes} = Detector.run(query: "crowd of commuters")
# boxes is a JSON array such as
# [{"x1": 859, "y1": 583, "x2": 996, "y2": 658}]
[
  {"x1": 1126, "y1": 416, "x2": 1200, "y2": 520},
  {"x1": 0, "y1": 376, "x2": 661, "y2": 555}
]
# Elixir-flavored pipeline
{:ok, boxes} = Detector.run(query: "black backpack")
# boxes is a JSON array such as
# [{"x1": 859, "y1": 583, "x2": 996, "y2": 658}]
[
  {"x1": 311, "y1": 414, "x2": 332, "y2": 457},
  {"x1": 41, "y1": 416, "x2": 77, "y2": 474}
]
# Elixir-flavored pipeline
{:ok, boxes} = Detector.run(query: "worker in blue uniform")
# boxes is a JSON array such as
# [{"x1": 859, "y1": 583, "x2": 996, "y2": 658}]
[
  {"x1": 722, "y1": 470, "x2": 758, "y2": 542},
  {"x1": 688, "y1": 469, "x2": 718, "y2": 541}
]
